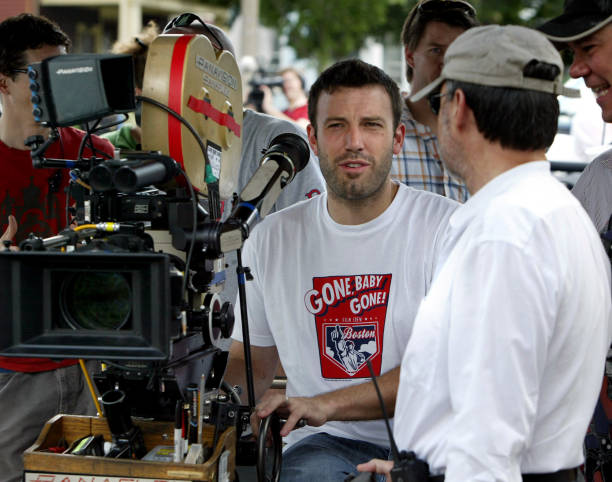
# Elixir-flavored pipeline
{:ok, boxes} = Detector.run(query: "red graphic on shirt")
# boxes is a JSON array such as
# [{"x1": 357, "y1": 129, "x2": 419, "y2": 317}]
[
  {"x1": 305, "y1": 189, "x2": 321, "y2": 199},
  {"x1": 304, "y1": 274, "x2": 392, "y2": 379}
]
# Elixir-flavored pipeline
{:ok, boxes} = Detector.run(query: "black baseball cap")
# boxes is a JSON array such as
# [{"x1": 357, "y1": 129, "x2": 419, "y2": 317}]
[{"x1": 538, "y1": 0, "x2": 612, "y2": 42}]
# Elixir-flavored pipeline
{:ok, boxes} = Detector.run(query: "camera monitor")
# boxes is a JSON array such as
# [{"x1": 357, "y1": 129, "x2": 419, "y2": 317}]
[
  {"x1": 0, "y1": 251, "x2": 173, "y2": 360},
  {"x1": 29, "y1": 54, "x2": 136, "y2": 127}
]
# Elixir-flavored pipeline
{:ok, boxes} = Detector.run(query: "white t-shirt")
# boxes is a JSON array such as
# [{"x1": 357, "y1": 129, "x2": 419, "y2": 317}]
[
  {"x1": 232, "y1": 183, "x2": 458, "y2": 448},
  {"x1": 394, "y1": 161, "x2": 612, "y2": 481}
]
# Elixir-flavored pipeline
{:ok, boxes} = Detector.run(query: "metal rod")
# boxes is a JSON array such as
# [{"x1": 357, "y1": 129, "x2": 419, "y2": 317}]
[{"x1": 236, "y1": 248, "x2": 256, "y2": 408}]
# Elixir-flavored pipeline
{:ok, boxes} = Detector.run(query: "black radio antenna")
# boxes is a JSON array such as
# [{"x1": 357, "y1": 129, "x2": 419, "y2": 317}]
[
  {"x1": 365, "y1": 359, "x2": 402, "y2": 464},
  {"x1": 364, "y1": 361, "x2": 430, "y2": 482}
]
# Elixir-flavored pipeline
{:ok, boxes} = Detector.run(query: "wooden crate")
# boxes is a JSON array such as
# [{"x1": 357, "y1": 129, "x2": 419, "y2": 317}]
[{"x1": 24, "y1": 414, "x2": 235, "y2": 481}]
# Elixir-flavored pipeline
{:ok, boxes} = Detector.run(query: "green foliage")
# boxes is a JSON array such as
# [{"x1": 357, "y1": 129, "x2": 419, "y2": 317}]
[
  {"x1": 201, "y1": 0, "x2": 568, "y2": 70},
  {"x1": 259, "y1": 0, "x2": 388, "y2": 68}
]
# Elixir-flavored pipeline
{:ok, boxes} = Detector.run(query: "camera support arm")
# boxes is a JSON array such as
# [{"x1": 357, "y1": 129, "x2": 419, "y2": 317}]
[
  {"x1": 235, "y1": 248, "x2": 256, "y2": 409},
  {"x1": 25, "y1": 130, "x2": 94, "y2": 170}
]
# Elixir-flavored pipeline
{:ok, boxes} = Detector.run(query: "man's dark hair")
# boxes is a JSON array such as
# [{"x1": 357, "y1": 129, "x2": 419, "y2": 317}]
[
  {"x1": 402, "y1": 1, "x2": 478, "y2": 82},
  {"x1": 308, "y1": 59, "x2": 402, "y2": 132},
  {"x1": 0, "y1": 13, "x2": 70, "y2": 80},
  {"x1": 445, "y1": 79, "x2": 559, "y2": 151}
]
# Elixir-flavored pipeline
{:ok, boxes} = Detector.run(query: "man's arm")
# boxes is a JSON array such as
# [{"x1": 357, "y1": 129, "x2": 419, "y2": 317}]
[
  {"x1": 223, "y1": 340, "x2": 280, "y2": 404},
  {"x1": 255, "y1": 366, "x2": 400, "y2": 436},
  {"x1": 260, "y1": 85, "x2": 309, "y2": 130}
]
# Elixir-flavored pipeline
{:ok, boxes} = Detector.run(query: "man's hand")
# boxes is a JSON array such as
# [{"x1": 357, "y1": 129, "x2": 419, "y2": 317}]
[
  {"x1": 253, "y1": 390, "x2": 332, "y2": 437},
  {"x1": 356, "y1": 459, "x2": 394, "y2": 482},
  {"x1": 260, "y1": 85, "x2": 276, "y2": 115},
  {"x1": 1, "y1": 215, "x2": 18, "y2": 250}
]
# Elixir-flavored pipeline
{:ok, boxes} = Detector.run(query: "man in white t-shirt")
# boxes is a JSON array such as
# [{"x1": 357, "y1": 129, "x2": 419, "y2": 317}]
[{"x1": 223, "y1": 59, "x2": 458, "y2": 481}]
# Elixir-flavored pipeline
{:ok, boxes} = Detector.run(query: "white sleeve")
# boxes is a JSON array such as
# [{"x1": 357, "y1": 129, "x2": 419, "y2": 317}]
[
  {"x1": 444, "y1": 239, "x2": 557, "y2": 482},
  {"x1": 230, "y1": 233, "x2": 277, "y2": 347}
]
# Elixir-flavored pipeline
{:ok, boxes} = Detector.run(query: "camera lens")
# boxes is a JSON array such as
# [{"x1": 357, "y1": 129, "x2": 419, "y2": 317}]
[{"x1": 60, "y1": 273, "x2": 131, "y2": 330}]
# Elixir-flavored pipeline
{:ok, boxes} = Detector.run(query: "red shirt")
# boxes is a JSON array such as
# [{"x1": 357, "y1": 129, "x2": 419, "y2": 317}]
[
  {"x1": 0, "y1": 127, "x2": 114, "y2": 372},
  {"x1": 283, "y1": 104, "x2": 308, "y2": 122}
]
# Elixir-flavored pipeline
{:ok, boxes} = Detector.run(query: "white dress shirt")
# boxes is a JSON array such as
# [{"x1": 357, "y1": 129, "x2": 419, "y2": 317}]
[{"x1": 394, "y1": 161, "x2": 612, "y2": 481}]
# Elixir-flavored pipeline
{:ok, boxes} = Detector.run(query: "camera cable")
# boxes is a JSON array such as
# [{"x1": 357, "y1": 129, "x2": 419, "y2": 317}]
[{"x1": 136, "y1": 95, "x2": 221, "y2": 220}]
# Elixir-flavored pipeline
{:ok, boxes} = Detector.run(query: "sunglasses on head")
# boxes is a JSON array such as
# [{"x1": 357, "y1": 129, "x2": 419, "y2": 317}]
[
  {"x1": 417, "y1": 0, "x2": 476, "y2": 17},
  {"x1": 406, "y1": 0, "x2": 477, "y2": 30},
  {"x1": 163, "y1": 13, "x2": 224, "y2": 51}
]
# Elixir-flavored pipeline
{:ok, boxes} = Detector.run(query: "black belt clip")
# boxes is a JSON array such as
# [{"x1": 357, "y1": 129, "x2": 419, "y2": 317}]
[{"x1": 391, "y1": 450, "x2": 430, "y2": 482}]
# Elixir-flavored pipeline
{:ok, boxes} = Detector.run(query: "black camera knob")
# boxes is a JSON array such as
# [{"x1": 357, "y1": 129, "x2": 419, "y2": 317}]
[{"x1": 212, "y1": 301, "x2": 234, "y2": 338}]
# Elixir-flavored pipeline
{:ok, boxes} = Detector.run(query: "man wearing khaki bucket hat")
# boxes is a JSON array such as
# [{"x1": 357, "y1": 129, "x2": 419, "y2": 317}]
[{"x1": 357, "y1": 24, "x2": 612, "y2": 482}]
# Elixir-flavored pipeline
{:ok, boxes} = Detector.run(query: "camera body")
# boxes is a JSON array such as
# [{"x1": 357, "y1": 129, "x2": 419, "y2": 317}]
[
  {"x1": 0, "y1": 25, "x2": 310, "y2": 472},
  {"x1": 246, "y1": 71, "x2": 284, "y2": 112},
  {"x1": 0, "y1": 36, "x2": 248, "y2": 425}
]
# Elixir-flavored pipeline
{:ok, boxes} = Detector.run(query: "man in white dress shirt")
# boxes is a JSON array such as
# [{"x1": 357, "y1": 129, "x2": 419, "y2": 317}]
[{"x1": 358, "y1": 25, "x2": 612, "y2": 482}]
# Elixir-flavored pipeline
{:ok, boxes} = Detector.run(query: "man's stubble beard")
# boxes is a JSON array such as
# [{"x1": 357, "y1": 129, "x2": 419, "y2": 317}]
[
  {"x1": 319, "y1": 145, "x2": 394, "y2": 202},
  {"x1": 438, "y1": 107, "x2": 467, "y2": 183}
]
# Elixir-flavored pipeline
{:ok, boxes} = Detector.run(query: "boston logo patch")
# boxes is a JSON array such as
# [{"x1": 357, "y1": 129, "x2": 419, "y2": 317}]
[{"x1": 305, "y1": 274, "x2": 392, "y2": 379}]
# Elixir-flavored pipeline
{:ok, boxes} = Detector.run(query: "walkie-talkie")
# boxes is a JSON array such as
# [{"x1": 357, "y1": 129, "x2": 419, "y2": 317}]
[{"x1": 346, "y1": 360, "x2": 431, "y2": 482}]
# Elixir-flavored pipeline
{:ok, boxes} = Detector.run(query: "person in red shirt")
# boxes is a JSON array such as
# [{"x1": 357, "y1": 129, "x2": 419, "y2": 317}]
[
  {"x1": 262, "y1": 67, "x2": 310, "y2": 130},
  {"x1": 0, "y1": 13, "x2": 114, "y2": 481}
]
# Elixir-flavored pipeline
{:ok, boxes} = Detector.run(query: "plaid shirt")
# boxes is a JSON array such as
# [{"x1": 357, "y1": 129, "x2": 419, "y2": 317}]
[{"x1": 391, "y1": 95, "x2": 469, "y2": 203}]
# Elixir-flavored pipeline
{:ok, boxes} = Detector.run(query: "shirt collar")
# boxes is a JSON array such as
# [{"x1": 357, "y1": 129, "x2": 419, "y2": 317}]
[{"x1": 449, "y1": 160, "x2": 550, "y2": 231}]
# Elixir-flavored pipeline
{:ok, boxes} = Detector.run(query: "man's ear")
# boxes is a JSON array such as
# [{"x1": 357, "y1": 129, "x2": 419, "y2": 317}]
[
  {"x1": 307, "y1": 123, "x2": 319, "y2": 156},
  {"x1": 0, "y1": 73, "x2": 10, "y2": 95},
  {"x1": 450, "y1": 88, "x2": 471, "y2": 131},
  {"x1": 393, "y1": 122, "x2": 406, "y2": 156},
  {"x1": 404, "y1": 45, "x2": 415, "y2": 70}
]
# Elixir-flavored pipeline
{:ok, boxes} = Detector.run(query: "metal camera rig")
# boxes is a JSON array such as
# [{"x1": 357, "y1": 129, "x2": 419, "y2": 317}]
[{"x1": 0, "y1": 25, "x2": 310, "y2": 481}]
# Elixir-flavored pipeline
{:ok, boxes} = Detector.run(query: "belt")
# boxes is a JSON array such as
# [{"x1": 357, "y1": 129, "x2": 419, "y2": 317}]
[{"x1": 430, "y1": 468, "x2": 577, "y2": 482}]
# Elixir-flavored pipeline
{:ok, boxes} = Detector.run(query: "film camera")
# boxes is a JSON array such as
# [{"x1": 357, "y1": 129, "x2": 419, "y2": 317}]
[
  {"x1": 0, "y1": 24, "x2": 309, "y2": 473},
  {"x1": 245, "y1": 69, "x2": 284, "y2": 113}
]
